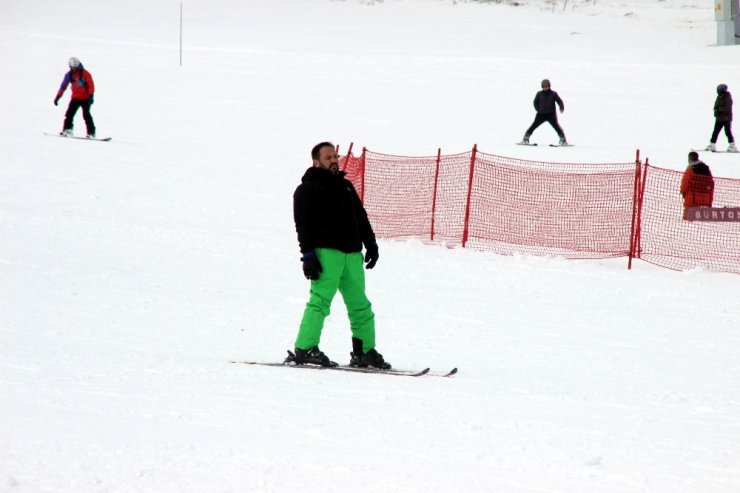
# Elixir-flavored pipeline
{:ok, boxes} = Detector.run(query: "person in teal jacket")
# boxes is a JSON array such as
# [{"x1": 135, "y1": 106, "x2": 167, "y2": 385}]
[
  {"x1": 54, "y1": 57, "x2": 96, "y2": 138},
  {"x1": 287, "y1": 141, "x2": 391, "y2": 369}
]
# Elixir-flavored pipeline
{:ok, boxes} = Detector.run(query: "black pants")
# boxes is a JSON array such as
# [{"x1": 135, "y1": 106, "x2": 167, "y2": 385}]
[
  {"x1": 64, "y1": 99, "x2": 96, "y2": 135},
  {"x1": 710, "y1": 120, "x2": 734, "y2": 144},
  {"x1": 525, "y1": 112, "x2": 564, "y2": 138}
]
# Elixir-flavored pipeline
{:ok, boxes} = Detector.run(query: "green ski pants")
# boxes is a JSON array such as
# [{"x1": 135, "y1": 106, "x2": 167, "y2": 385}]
[{"x1": 295, "y1": 248, "x2": 376, "y2": 353}]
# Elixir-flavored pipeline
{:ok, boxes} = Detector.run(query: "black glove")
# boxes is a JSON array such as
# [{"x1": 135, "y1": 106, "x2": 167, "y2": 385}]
[
  {"x1": 364, "y1": 242, "x2": 379, "y2": 270},
  {"x1": 54, "y1": 95, "x2": 60, "y2": 106},
  {"x1": 88, "y1": 94, "x2": 94, "y2": 106},
  {"x1": 301, "y1": 251, "x2": 322, "y2": 280}
]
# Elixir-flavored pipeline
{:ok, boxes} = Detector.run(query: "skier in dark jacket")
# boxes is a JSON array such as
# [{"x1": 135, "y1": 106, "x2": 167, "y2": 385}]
[
  {"x1": 288, "y1": 141, "x2": 391, "y2": 369},
  {"x1": 520, "y1": 79, "x2": 568, "y2": 146},
  {"x1": 54, "y1": 57, "x2": 96, "y2": 138},
  {"x1": 705, "y1": 84, "x2": 736, "y2": 152}
]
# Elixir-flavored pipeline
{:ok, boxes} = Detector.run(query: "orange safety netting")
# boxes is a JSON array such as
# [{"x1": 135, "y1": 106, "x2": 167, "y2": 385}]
[
  {"x1": 340, "y1": 146, "x2": 740, "y2": 274},
  {"x1": 636, "y1": 164, "x2": 740, "y2": 273}
]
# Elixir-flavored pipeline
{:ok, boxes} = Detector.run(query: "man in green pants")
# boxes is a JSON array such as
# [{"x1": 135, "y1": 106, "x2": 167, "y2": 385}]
[{"x1": 288, "y1": 141, "x2": 391, "y2": 369}]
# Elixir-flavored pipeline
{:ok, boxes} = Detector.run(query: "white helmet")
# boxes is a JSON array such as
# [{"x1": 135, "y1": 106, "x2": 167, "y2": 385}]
[{"x1": 68, "y1": 57, "x2": 81, "y2": 68}]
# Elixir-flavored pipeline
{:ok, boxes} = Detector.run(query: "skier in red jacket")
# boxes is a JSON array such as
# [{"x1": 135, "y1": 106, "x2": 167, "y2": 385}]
[
  {"x1": 54, "y1": 57, "x2": 96, "y2": 138},
  {"x1": 680, "y1": 151, "x2": 714, "y2": 220}
]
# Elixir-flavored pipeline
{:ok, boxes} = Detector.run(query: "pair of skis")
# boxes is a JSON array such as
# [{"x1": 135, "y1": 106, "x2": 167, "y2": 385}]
[
  {"x1": 691, "y1": 148, "x2": 738, "y2": 154},
  {"x1": 231, "y1": 357, "x2": 458, "y2": 378},
  {"x1": 517, "y1": 142, "x2": 573, "y2": 147},
  {"x1": 44, "y1": 132, "x2": 111, "y2": 142}
]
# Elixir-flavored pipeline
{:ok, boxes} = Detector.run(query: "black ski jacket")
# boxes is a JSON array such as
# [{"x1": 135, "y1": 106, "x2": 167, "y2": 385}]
[
  {"x1": 293, "y1": 167, "x2": 376, "y2": 254},
  {"x1": 714, "y1": 92, "x2": 733, "y2": 122},
  {"x1": 533, "y1": 89, "x2": 564, "y2": 115}
]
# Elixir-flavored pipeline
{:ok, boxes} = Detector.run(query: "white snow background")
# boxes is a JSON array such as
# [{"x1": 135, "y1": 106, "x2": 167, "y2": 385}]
[{"x1": 1, "y1": 0, "x2": 740, "y2": 492}]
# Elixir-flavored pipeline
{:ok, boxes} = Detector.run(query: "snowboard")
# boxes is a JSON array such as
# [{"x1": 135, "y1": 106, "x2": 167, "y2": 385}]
[{"x1": 44, "y1": 132, "x2": 111, "y2": 142}]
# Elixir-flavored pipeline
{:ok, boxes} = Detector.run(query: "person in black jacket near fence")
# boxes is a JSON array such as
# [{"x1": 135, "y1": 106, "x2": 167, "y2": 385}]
[
  {"x1": 520, "y1": 79, "x2": 568, "y2": 146},
  {"x1": 286, "y1": 141, "x2": 391, "y2": 370},
  {"x1": 705, "y1": 84, "x2": 736, "y2": 153}
]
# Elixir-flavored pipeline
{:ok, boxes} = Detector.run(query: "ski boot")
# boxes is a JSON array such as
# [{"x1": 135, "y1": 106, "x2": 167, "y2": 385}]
[
  {"x1": 519, "y1": 134, "x2": 531, "y2": 145},
  {"x1": 728, "y1": 143, "x2": 738, "y2": 153},
  {"x1": 349, "y1": 337, "x2": 391, "y2": 370},
  {"x1": 705, "y1": 143, "x2": 716, "y2": 152},
  {"x1": 558, "y1": 136, "x2": 569, "y2": 146},
  {"x1": 60, "y1": 128, "x2": 73, "y2": 137},
  {"x1": 287, "y1": 347, "x2": 337, "y2": 367}
]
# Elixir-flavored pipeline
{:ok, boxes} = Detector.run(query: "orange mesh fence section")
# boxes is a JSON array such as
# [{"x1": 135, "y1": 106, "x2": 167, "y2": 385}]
[
  {"x1": 364, "y1": 152, "x2": 440, "y2": 241},
  {"x1": 637, "y1": 165, "x2": 740, "y2": 273},
  {"x1": 343, "y1": 150, "x2": 472, "y2": 246},
  {"x1": 345, "y1": 149, "x2": 637, "y2": 258},
  {"x1": 469, "y1": 152, "x2": 637, "y2": 258},
  {"x1": 364, "y1": 151, "x2": 473, "y2": 246}
]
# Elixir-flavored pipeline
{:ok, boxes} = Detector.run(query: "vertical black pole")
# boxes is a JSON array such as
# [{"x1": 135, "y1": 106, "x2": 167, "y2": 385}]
[{"x1": 179, "y1": 3, "x2": 183, "y2": 66}]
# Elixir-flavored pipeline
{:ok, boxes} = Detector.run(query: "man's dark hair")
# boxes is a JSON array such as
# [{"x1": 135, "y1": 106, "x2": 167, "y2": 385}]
[
  {"x1": 688, "y1": 151, "x2": 699, "y2": 161},
  {"x1": 311, "y1": 141, "x2": 334, "y2": 160}
]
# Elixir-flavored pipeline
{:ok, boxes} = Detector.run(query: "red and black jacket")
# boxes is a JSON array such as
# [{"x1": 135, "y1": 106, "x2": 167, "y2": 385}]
[
  {"x1": 681, "y1": 161, "x2": 714, "y2": 208},
  {"x1": 56, "y1": 64, "x2": 94, "y2": 101}
]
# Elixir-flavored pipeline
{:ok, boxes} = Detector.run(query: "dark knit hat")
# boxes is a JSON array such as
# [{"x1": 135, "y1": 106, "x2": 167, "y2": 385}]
[
  {"x1": 717, "y1": 84, "x2": 728, "y2": 94},
  {"x1": 541, "y1": 79, "x2": 551, "y2": 88}
]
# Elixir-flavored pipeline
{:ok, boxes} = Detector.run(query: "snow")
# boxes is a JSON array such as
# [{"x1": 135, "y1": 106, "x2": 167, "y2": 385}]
[{"x1": 1, "y1": 0, "x2": 739, "y2": 491}]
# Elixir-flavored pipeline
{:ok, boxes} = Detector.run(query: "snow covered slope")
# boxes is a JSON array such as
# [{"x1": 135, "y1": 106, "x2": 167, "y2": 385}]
[{"x1": 1, "y1": 1, "x2": 739, "y2": 492}]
